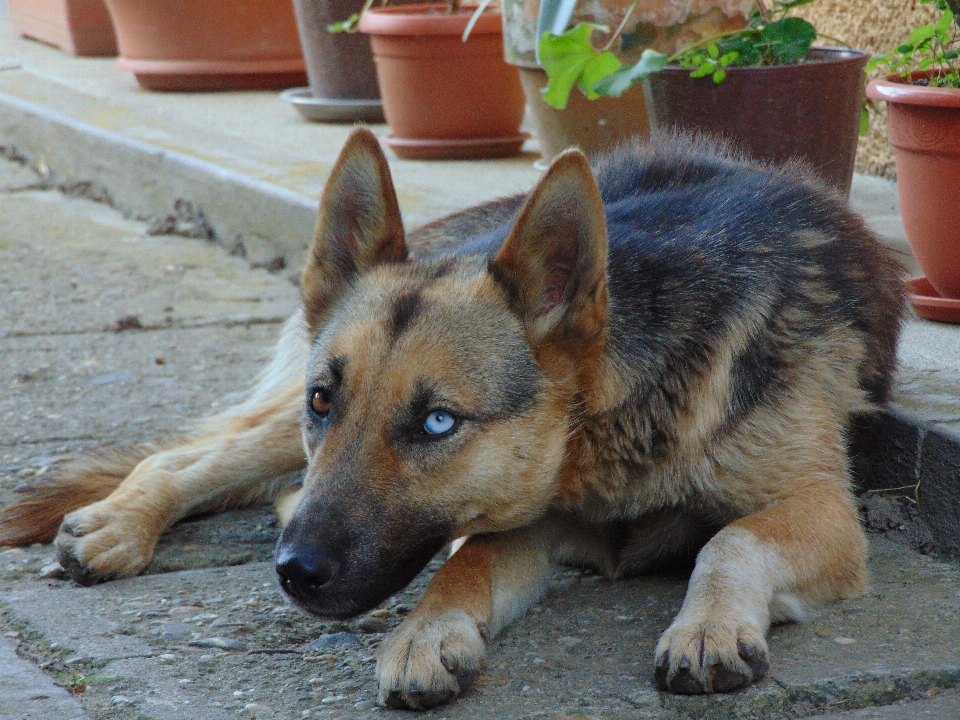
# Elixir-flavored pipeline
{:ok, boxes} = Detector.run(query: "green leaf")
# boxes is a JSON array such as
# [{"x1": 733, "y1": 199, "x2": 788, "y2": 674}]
[
  {"x1": 860, "y1": 106, "x2": 870, "y2": 136},
  {"x1": 936, "y1": 9, "x2": 954, "y2": 34},
  {"x1": 760, "y1": 17, "x2": 816, "y2": 62},
  {"x1": 591, "y1": 48, "x2": 668, "y2": 97},
  {"x1": 690, "y1": 62, "x2": 714, "y2": 78},
  {"x1": 579, "y1": 51, "x2": 623, "y2": 99},
  {"x1": 708, "y1": 43, "x2": 720, "y2": 59},
  {"x1": 909, "y1": 24, "x2": 936, "y2": 44},
  {"x1": 327, "y1": 13, "x2": 359, "y2": 33},
  {"x1": 712, "y1": 68, "x2": 727, "y2": 83},
  {"x1": 539, "y1": 24, "x2": 621, "y2": 109}
]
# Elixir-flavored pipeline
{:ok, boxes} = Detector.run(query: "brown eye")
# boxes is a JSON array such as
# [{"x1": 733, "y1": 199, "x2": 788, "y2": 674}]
[{"x1": 310, "y1": 388, "x2": 332, "y2": 417}]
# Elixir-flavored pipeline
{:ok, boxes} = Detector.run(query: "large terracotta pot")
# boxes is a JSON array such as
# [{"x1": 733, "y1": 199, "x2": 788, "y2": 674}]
[
  {"x1": 359, "y1": 5, "x2": 526, "y2": 160},
  {"x1": 867, "y1": 73, "x2": 960, "y2": 302},
  {"x1": 644, "y1": 47, "x2": 869, "y2": 197},
  {"x1": 9, "y1": 0, "x2": 117, "y2": 56},
  {"x1": 104, "y1": 0, "x2": 307, "y2": 91}
]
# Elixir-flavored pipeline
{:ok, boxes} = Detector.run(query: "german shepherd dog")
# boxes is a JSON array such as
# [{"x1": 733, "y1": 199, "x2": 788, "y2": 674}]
[{"x1": 0, "y1": 128, "x2": 904, "y2": 708}]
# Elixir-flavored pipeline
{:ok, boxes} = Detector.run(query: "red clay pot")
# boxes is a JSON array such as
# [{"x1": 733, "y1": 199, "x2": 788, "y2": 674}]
[
  {"x1": 9, "y1": 0, "x2": 117, "y2": 57},
  {"x1": 103, "y1": 0, "x2": 307, "y2": 91},
  {"x1": 645, "y1": 47, "x2": 868, "y2": 196},
  {"x1": 359, "y1": 5, "x2": 526, "y2": 160},
  {"x1": 867, "y1": 72, "x2": 960, "y2": 301}
]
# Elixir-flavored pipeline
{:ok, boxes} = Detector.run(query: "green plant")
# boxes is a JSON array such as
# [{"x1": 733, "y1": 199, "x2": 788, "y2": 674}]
[
  {"x1": 866, "y1": 0, "x2": 960, "y2": 88},
  {"x1": 539, "y1": 0, "x2": 827, "y2": 109}
]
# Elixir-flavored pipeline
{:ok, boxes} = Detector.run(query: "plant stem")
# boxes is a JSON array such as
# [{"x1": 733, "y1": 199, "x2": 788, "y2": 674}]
[
  {"x1": 754, "y1": 0, "x2": 771, "y2": 23},
  {"x1": 600, "y1": 0, "x2": 644, "y2": 52}
]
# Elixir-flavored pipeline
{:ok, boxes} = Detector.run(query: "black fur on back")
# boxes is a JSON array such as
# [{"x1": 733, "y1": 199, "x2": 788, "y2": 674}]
[{"x1": 410, "y1": 136, "x2": 905, "y2": 419}]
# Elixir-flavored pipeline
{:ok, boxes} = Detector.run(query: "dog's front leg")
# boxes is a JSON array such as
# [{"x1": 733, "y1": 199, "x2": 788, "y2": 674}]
[
  {"x1": 654, "y1": 480, "x2": 866, "y2": 694},
  {"x1": 376, "y1": 516, "x2": 567, "y2": 710},
  {"x1": 56, "y1": 380, "x2": 306, "y2": 584}
]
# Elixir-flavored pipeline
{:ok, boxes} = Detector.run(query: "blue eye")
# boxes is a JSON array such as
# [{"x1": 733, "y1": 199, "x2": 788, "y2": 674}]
[{"x1": 423, "y1": 410, "x2": 456, "y2": 436}]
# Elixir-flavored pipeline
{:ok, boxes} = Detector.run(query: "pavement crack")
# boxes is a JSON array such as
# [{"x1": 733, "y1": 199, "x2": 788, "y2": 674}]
[{"x1": 2, "y1": 316, "x2": 287, "y2": 339}]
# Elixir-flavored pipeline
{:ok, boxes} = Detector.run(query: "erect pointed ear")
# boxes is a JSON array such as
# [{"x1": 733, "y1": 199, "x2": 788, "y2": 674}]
[
  {"x1": 301, "y1": 128, "x2": 407, "y2": 336},
  {"x1": 489, "y1": 149, "x2": 608, "y2": 349}
]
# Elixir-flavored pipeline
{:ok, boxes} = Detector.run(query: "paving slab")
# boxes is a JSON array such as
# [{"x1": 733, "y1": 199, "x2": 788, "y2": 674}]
[{"x1": 0, "y1": 634, "x2": 92, "y2": 719}]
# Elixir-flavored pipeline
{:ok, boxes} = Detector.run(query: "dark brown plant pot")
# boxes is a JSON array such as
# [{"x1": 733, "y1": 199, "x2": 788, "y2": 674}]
[
  {"x1": 519, "y1": 67, "x2": 649, "y2": 161},
  {"x1": 867, "y1": 72, "x2": 960, "y2": 309},
  {"x1": 359, "y1": 5, "x2": 527, "y2": 160},
  {"x1": 644, "y1": 47, "x2": 868, "y2": 196},
  {"x1": 104, "y1": 0, "x2": 307, "y2": 91},
  {"x1": 9, "y1": 0, "x2": 117, "y2": 57}
]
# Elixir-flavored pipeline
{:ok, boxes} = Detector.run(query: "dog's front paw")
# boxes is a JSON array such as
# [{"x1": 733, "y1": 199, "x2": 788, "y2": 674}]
[
  {"x1": 654, "y1": 612, "x2": 769, "y2": 694},
  {"x1": 376, "y1": 610, "x2": 488, "y2": 710},
  {"x1": 56, "y1": 500, "x2": 162, "y2": 585}
]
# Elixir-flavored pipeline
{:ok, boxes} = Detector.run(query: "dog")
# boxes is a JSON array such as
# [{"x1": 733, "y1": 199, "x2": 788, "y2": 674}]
[{"x1": 0, "y1": 128, "x2": 904, "y2": 709}]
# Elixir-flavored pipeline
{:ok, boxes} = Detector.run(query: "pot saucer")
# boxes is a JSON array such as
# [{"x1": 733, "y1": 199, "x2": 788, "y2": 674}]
[
  {"x1": 281, "y1": 88, "x2": 384, "y2": 123},
  {"x1": 905, "y1": 277, "x2": 960, "y2": 323},
  {"x1": 385, "y1": 133, "x2": 530, "y2": 160}
]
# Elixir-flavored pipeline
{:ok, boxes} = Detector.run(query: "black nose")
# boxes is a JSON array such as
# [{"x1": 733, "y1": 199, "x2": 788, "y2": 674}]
[{"x1": 275, "y1": 545, "x2": 338, "y2": 599}]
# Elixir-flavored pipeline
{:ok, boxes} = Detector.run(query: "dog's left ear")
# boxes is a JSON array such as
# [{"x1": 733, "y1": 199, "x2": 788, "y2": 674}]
[
  {"x1": 489, "y1": 149, "x2": 608, "y2": 350},
  {"x1": 301, "y1": 128, "x2": 407, "y2": 336}
]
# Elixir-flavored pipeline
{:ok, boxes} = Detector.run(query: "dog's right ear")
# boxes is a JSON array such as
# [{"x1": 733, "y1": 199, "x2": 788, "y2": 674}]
[{"x1": 301, "y1": 128, "x2": 407, "y2": 336}]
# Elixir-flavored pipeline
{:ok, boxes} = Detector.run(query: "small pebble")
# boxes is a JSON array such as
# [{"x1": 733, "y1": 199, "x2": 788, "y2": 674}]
[
  {"x1": 357, "y1": 617, "x2": 389, "y2": 634},
  {"x1": 833, "y1": 637, "x2": 856, "y2": 645},
  {"x1": 393, "y1": 603, "x2": 410, "y2": 614},
  {"x1": 160, "y1": 623, "x2": 197, "y2": 641},
  {"x1": 354, "y1": 699, "x2": 377, "y2": 710},
  {"x1": 321, "y1": 694, "x2": 346, "y2": 704},
  {"x1": 158, "y1": 654, "x2": 176, "y2": 662},
  {"x1": 370, "y1": 609, "x2": 390, "y2": 618},
  {"x1": 110, "y1": 695, "x2": 134, "y2": 707},
  {"x1": 39, "y1": 561, "x2": 64, "y2": 579},
  {"x1": 303, "y1": 654, "x2": 339, "y2": 663},
  {"x1": 533, "y1": 657, "x2": 546, "y2": 664}
]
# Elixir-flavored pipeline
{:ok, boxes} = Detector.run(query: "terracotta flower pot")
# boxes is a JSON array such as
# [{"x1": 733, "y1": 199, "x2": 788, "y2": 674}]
[
  {"x1": 9, "y1": 0, "x2": 117, "y2": 57},
  {"x1": 359, "y1": 5, "x2": 527, "y2": 160},
  {"x1": 644, "y1": 47, "x2": 869, "y2": 196},
  {"x1": 103, "y1": 0, "x2": 307, "y2": 91},
  {"x1": 867, "y1": 73, "x2": 960, "y2": 302}
]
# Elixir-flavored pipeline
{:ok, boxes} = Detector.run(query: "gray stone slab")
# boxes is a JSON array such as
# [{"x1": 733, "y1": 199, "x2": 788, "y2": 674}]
[
  {"x1": 0, "y1": 634, "x2": 91, "y2": 720},
  {"x1": 808, "y1": 688, "x2": 960, "y2": 719},
  {"x1": 2, "y1": 537, "x2": 958, "y2": 720}
]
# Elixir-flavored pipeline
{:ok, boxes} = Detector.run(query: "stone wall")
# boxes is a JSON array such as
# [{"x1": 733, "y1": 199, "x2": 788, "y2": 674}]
[{"x1": 794, "y1": 0, "x2": 941, "y2": 177}]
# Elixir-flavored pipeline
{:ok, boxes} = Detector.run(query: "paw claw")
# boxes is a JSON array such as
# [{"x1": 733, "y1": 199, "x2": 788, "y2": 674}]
[{"x1": 654, "y1": 616, "x2": 769, "y2": 695}]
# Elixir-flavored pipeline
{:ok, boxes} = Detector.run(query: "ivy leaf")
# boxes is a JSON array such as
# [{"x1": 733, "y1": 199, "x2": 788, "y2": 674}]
[
  {"x1": 539, "y1": 24, "x2": 621, "y2": 109},
  {"x1": 592, "y1": 49, "x2": 669, "y2": 97},
  {"x1": 760, "y1": 17, "x2": 816, "y2": 62}
]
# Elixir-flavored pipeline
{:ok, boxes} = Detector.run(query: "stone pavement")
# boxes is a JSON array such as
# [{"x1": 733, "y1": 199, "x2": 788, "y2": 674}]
[{"x1": 1, "y1": 2, "x2": 960, "y2": 718}]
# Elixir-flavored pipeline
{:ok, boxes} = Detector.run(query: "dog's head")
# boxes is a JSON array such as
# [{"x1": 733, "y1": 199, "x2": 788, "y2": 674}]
[{"x1": 276, "y1": 129, "x2": 611, "y2": 617}]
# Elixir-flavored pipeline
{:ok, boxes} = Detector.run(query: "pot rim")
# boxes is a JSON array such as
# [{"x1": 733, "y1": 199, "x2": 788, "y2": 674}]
[
  {"x1": 657, "y1": 46, "x2": 868, "y2": 74},
  {"x1": 866, "y1": 71, "x2": 960, "y2": 108},
  {"x1": 358, "y1": 4, "x2": 502, "y2": 36}
]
